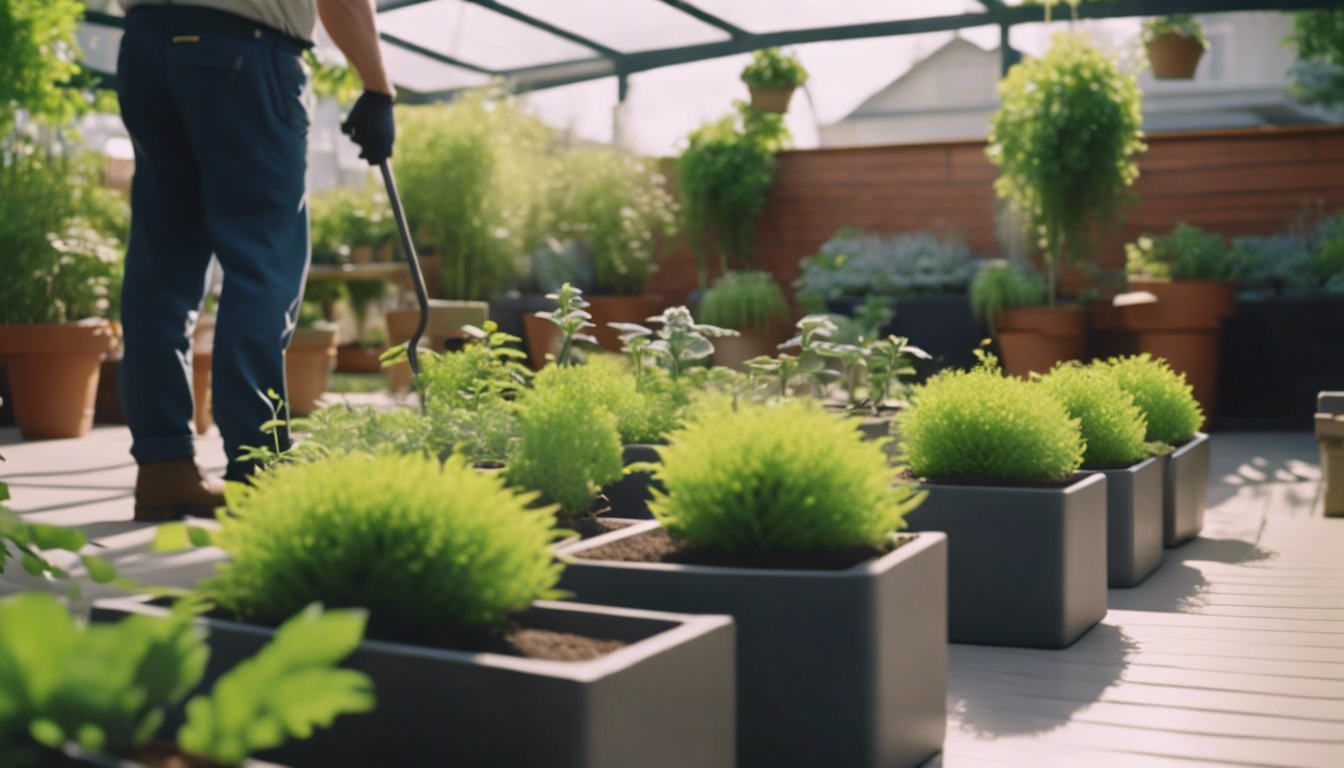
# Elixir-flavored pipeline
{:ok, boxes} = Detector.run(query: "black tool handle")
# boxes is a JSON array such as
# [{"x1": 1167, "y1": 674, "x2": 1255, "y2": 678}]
[{"x1": 378, "y1": 160, "x2": 429, "y2": 377}]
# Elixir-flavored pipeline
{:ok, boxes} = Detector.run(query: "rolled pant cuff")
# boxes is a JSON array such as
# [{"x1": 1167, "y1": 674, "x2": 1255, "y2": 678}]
[{"x1": 130, "y1": 435, "x2": 196, "y2": 465}]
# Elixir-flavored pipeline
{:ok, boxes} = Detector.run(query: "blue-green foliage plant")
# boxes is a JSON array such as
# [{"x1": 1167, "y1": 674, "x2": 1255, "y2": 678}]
[
  {"x1": 1097, "y1": 354, "x2": 1203, "y2": 446},
  {"x1": 647, "y1": 400, "x2": 924, "y2": 551},
  {"x1": 1037, "y1": 363, "x2": 1150, "y2": 467},
  {"x1": 0, "y1": 593, "x2": 372, "y2": 768},
  {"x1": 201, "y1": 453, "x2": 565, "y2": 631},
  {"x1": 898, "y1": 354, "x2": 1085, "y2": 482},
  {"x1": 794, "y1": 228, "x2": 980, "y2": 312},
  {"x1": 508, "y1": 366, "x2": 625, "y2": 517}
]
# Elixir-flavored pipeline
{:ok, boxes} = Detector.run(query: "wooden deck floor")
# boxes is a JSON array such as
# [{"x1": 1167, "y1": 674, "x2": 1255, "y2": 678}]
[{"x1": 1, "y1": 427, "x2": 1338, "y2": 767}]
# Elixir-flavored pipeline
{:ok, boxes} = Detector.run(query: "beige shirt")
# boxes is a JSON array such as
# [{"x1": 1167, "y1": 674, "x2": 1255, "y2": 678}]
[{"x1": 122, "y1": 0, "x2": 316, "y2": 42}]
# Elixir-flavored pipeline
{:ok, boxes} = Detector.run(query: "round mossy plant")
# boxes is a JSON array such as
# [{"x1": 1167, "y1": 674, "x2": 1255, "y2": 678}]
[
  {"x1": 1097, "y1": 354, "x2": 1203, "y2": 446},
  {"x1": 202, "y1": 453, "x2": 564, "y2": 631},
  {"x1": 648, "y1": 400, "x2": 923, "y2": 551},
  {"x1": 898, "y1": 358, "x2": 1084, "y2": 482},
  {"x1": 1038, "y1": 364, "x2": 1150, "y2": 467}
]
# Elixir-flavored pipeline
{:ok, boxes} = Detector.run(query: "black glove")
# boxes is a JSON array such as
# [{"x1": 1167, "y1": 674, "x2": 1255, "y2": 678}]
[{"x1": 341, "y1": 90, "x2": 395, "y2": 165}]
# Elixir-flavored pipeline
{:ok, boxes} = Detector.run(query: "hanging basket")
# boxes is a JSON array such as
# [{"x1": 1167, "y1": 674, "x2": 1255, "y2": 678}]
[
  {"x1": 748, "y1": 84, "x2": 796, "y2": 113},
  {"x1": 1146, "y1": 34, "x2": 1204, "y2": 80}
]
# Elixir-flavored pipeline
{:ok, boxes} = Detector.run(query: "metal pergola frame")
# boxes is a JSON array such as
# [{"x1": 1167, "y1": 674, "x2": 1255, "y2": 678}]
[{"x1": 82, "y1": 0, "x2": 1344, "y2": 102}]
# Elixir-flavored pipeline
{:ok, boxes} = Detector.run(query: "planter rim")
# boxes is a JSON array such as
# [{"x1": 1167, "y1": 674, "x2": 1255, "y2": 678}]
[
  {"x1": 1170, "y1": 431, "x2": 1209, "y2": 458},
  {"x1": 0, "y1": 320, "x2": 117, "y2": 355},
  {"x1": 915, "y1": 470, "x2": 1104, "y2": 496},
  {"x1": 93, "y1": 596, "x2": 732, "y2": 684},
  {"x1": 561, "y1": 519, "x2": 947, "y2": 580},
  {"x1": 1082, "y1": 455, "x2": 1162, "y2": 474}
]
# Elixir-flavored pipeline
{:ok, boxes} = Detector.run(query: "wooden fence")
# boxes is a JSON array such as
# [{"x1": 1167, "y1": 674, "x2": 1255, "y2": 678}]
[{"x1": 649, "y1": 125, "x2": 1344, "y2": 305}]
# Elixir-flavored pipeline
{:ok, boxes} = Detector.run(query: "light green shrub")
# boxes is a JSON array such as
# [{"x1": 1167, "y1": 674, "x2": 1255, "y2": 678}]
[
  {"x1": 648, "y1": 400, "x2": 923, "y2": 550},
  {"x1": 507, "y1": 367, "x2": 624, "y2": 517},
  {"x1": 203, "y1": 454, "x2": 563, "y2": 631},
  {"x1": 560, "y1": 355, "x2": 684, "y2": 444},
  {"x1": 1097, "y1": 354, "x2": 1203, "y2": 446},
  {"x1": 1038, "y1": 364, "x2": 1149, "y2": 466},
  {"x1": 697, "y1": 270, "x2": 789, "y2": 331},
  {"x1": 899, "y1": 358, "x2": 1084, "y2": 481}
]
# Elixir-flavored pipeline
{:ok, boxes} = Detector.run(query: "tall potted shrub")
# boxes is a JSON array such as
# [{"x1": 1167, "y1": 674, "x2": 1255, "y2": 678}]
[
  {"x1": 0, "y1": 146, "x2": 119, "y2": 439},
  {"x1": 740, "y1": 47, "x2": 808, "y2": 113},
  {"x1": 559, "y1": 400, "x2": 946, "y2": 768},
  {"x1": 1143, "y1": 15, "x2": 1207, "y2": 80},
  {"x1": 549, "y1": 146, "x2": 677, "y2": 351},
  {"x1": 987, "y1": 32, "x2": 1145, "y2": 376},
  {"x1": 897, "y1": 354, "x2": 1107, "y2": 648},
  {"x1": 968, "y1": 260, "x2": 1061, "y2": 377},
  {"x1": 104, "y1": 454, "x2": 735, "y2": 766},
  {"x1": 678, "y1": 104, "x2": 785, "y2": 291}
]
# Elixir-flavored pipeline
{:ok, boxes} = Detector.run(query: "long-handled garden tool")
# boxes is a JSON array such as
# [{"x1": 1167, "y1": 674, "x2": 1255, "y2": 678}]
[{"x1": 376, "y1": 159, "x2": 430, "y2": 378}]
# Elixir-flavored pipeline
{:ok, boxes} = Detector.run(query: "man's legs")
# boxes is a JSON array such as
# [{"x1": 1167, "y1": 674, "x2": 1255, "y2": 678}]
[
  {"x1": 166, "y1": 32, "x2": 312, "y2": 482},
  {"x1": 116, "y1": 15, "x2": 226, "y2": 519}
]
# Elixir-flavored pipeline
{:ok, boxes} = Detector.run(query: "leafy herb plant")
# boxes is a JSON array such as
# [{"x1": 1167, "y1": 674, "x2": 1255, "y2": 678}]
[
  {"x1": 898, "y1": 353, "x2": 1084, "y2": 482},
  {"x1": 1141, "y1": 14, "x2": 1207, "y2": 46},
  {"x1": 537, "y1": 283, "x2": 597, "y2": 367},
  {"x1": 647, "y1": 400, "x2": 923, "y2": 551},
  {"x1": 1097, "y1": 354, "x2": 1203, "y2": 446},
  {"x1": 0, "y1": 453, "x2": 116, "y2": 591},
  {"x1": 612, "y1": 306, "x2": 738, "y2": 382},
  {"x1": 1125, "y1": 223, "x2": 1237, "y2": 281},
  {"x1": 740, "y1": 47, "x2": 809, "y2": 89},
  {"x1": 507, "y1": 365, "x2": 625, "y2": 518},
  {"x1": 1037, "y1": 364, "x2": 1150, "y2": 467},
  {"x1": 200, "y1": 453, "x2": 565, "y2": 632},
  {"x1": 968, "y1": 260, "x2": 1048, "y2": 335},
  {"x1": 0, "y1": 594, "x2": 372, "y2": 768}
]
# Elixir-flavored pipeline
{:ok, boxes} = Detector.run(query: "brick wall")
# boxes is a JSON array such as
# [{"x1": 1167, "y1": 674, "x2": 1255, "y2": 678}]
[{"x1": 649, "y1": 125, "x2": 1344, "y2": 306}]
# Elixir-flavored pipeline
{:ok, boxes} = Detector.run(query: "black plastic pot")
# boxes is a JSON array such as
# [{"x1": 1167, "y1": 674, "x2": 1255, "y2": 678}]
[
  {"x1": 1164, "y1": 432, "x2": 1211, "y2": 548},
  {"x1": 92, "y1": 599, "x2": 735, "y2": 768},
  {"x1": 902, "y1": 473, "x2": 1108, "y2": 648},
  {"x1": 1086, "y1": 457, "x2": 1164, "y2": 587},
  {"x1": 601, "y1": 444, "x2": 663, "y2": 520},
  {"x1": 559, "y1": 522, "x2": 948, "y2": 768},
  {"x1": 827, "y1": 294, "x2": 981, "y2": 377},
  {"x1": 489, "y1": 292, "x2": 557, "y2": 362},
  {"x1": 1217, "y1": 297, "x2": 1344, "y2": 430}
]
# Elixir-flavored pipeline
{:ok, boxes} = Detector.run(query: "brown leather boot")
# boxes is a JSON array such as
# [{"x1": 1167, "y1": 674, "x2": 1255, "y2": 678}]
[{"x1": 133, "y1": 458, "x2": 227, "y2": 522}]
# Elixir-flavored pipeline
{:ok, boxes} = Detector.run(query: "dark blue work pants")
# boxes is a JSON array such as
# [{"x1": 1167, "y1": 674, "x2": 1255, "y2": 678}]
[{"x1": 116, "y1": 6, "x2": 310, "y2": 481}]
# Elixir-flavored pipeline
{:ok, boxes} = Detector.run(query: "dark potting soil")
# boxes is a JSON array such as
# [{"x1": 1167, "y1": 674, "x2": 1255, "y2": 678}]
[
  {"x1": 899, "y1": 467, "x2": 1079, "y2": 489},
  {"x1": 573, "y1": 527, "x2": 907, "y2": 571},
  {"x1": 126, "y1": 741, "x2": 228, "y2": 768},
  {"x1": 202, "y1": 605, "x2": 627, "y2": 664}
]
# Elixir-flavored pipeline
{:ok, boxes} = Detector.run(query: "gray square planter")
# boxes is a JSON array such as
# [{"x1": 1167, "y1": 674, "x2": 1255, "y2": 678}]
[
  {"x1": 901, "y1": 473, "x2": 1107, "y2": 649},
  {"x1": 1164, "y1": 432, "x2": 1210, "y2": 548},
  {"x1": 92, "y1": 599, "x2": 735, "y2": 768},
  {"x1": 559, "y1": 522, "x2": 948, "y2": 768},
  {"x1": 1087, "y1": 457, "x2": 1164, "y2": 588},
  {"x1": 601, "y1": 444, "x2": 663, "y2": 520}
]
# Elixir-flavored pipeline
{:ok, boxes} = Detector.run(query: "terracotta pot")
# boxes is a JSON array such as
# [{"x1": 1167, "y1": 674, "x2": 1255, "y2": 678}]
[
  {"x1": 1146, "y1": 34, "x2": 1204, "y2": 80},
  {"x1": 712, "y1": 324, "x2": 788, "y2": 371},
  {"x1": 747, "y1": 84, "x2": 796, "y2": 113},
  {"x1": 285, "y1": 325, "x2": 338, "y2": 417},
  {"x1": 522, "y1": 313, "x2": 563, "y2": 371},
  {"x1": 1114, "y1": 279, "x2": 1235, "y2": 421},
  {"x1": 0, "y1": 320, "x2": 116, "y2": 440},
  {"x1": 349, "y1": 244, "x2": 375, "y2": 265},
  {"x1": 995, "y1": 305, "x2": 1086, "y2": 378},
  {"x1": 336, "y1": 343, "x2": 386, "y2": 374},
  {"x1": 385, "y1": 300, "x2": 488, "y2": 392},
  {"x1": 585, "y1": 294, "x2": 665, "y2": 353}
]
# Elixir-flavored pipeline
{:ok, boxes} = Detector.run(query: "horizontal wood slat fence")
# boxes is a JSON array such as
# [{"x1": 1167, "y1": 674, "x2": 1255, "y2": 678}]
[{"x1": 648, "y1": 125, "x2": 1344, "y2": 307}]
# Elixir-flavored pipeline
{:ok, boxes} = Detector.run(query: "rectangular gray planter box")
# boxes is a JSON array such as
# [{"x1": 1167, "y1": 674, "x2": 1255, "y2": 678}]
[
  {"x1": 1087, "y1": 457, "x2": 1164, "y2": 588},
  {"x1": 92, "y1": 599, "x2": 735, "y2": 768},
  {"x1": 902, "y1": 473, "x2": 1107, "y2": 649},
  {"x1": 51, "y1": 746, "x2": 280, "y2": 767},
  {"x1": 559, "y1": 521, "x2": 947, "y2": 768},
  {"x1": 1164, "y1": 432, "x2": 1210, "y2": 548},
  {"x1": 601, "y1": 444, "x2": 662, "y2": 520}
]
